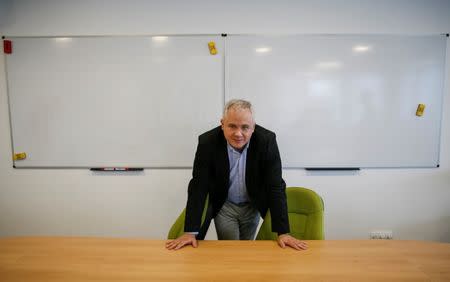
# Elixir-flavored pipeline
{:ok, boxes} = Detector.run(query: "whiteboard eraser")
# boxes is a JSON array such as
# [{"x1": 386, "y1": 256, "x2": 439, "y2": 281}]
[
  {"x1": 416, "y1": 104, "x2": 425, "y2": 116},
  {"x1": 3, "y1": 40, "x2": 12, "y2": 54}
]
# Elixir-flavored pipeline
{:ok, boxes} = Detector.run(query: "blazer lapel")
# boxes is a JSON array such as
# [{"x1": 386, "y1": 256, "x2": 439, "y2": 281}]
[
  {"x1": 216, "y1": 129, "x2": 230, "y2": 190},
  {"x1": 245, "y1": 134, "x2": 257, "y2": 191}
]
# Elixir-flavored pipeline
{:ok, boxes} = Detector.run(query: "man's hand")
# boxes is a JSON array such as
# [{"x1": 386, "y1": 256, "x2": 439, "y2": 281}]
[
  {"x1": 165, "y1": 233, "x2": 198, "y2": 250},
  {"x1": 277, "y1": 234, "x2": 308, "y2": 251}
]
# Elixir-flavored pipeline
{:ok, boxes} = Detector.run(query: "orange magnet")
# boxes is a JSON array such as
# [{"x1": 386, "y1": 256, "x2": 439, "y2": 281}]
[
  {"x1": 208, "y1": 41, "x2": 217, "y2": 55},
  {"x1": 416, "y1": 104, "x2": 425, "y2": 117}
]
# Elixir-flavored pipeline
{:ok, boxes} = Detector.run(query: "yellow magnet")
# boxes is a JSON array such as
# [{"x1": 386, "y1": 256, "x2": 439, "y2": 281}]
[
  {"x1": 13, "y1": 152, "x2": 27, "y2": 161},
  {"x1": 208, "y1": 41, "x2": 217, "y2": 55},
  {"x1": 416, "y1": 104, "x2": 425, "y2": 117}
]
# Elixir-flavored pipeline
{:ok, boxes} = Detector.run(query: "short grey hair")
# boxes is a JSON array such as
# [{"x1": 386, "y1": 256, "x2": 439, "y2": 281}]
[{"x1": 223, "y1": 99, "x2": 255, "y2": 120}]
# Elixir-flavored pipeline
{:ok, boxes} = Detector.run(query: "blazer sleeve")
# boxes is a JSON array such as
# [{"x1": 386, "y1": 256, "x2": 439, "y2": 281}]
[
  {"x1": 265, "y1": 133, "x2": 290, "y2": 234},
  {"x1": 184, "y1": 137, "x2": 211, "y2": 232}
]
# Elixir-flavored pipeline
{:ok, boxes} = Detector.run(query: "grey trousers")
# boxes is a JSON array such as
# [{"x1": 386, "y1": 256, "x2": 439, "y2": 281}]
[{"x1": 214, "y1": 200, "x2": 260, "y2": 240}]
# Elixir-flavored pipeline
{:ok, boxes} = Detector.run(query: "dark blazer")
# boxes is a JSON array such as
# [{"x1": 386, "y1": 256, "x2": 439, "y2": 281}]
[{"x1": 184, "y1": 124, "x2": 290, "y2": 235}]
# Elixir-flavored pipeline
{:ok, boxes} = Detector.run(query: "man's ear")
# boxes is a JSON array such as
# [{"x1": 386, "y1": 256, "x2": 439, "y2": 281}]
[{"x1": 220, "y1": 119, "x2": 224, "y2": 129}]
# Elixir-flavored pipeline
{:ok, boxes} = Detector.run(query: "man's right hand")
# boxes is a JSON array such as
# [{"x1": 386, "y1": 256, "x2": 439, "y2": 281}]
[{"x1": 165, "y1": 233, "x2": 198, "y2": 250}]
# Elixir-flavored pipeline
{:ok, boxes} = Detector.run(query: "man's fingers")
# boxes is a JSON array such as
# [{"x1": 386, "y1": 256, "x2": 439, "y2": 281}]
[
  {"x1": 165, "y1": 234, "x2": 197, "y2": 250},
  {"x1": 298, "y1": 242, "x2": 308, "y2": 250},
  {"x1": 165, "y1": 240, "x2": 176, "y2": 247},
  {"x1": 167, "y1": 240, "x2": 184, "y2": 250},
  {"x1": 165, "y1": 239, "x2": 185, "y2": 250},
  {"x1": 289, "y1": 240, "x2": 308, "y2": 251},
  {"x1": 165, "y1": 240, "x2": 179, "y2": 250},
  {"x1": 278, "y1": 238, "x2": 286, "y2": 248},
  {"x1": 174, "y1": 240, "x2": 187, "y2": 250},
  {"x1": 287, "y1": 240, "x2": 301, "y2": 250},
  {"x1": 165, "y1": 240, "x2": 175, "y2": 249},
  {"x1": 278, "y1": 235, "x2": 308, "y2": 251}
]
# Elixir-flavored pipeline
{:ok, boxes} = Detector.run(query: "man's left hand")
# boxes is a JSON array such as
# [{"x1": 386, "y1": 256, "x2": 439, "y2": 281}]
[{"x1": 277, "y1": 234, "x2": 308, "y2": 250}]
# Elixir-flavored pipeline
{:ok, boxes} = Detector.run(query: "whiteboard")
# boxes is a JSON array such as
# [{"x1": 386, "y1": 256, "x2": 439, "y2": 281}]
[
  {"x1": 225, "y1": 35, "x2": 446, "y2": 168},
  {"x1": 7, "y1": 36, "x2": 224, "y2": 167}
]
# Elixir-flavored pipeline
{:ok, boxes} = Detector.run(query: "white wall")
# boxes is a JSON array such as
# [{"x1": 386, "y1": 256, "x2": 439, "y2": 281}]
[{"x1": 0, "y1": 0, "x2": 449, "y2": 241}]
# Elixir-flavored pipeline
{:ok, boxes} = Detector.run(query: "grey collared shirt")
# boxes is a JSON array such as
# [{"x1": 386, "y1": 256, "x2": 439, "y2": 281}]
[{"x1": 227, "y1": 142, "x2": 250, "y2": 204}]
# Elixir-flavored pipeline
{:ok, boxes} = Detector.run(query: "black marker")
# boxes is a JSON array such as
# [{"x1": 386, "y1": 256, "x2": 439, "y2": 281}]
[
  {"x1": 305, "y1": 167, "x2": 360, "y2": 171},
  {"x1": 90, "y1": 167, "x2": 143, "y2": 171}
]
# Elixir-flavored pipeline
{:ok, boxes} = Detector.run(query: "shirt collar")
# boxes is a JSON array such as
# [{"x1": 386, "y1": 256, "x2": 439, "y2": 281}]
[{"x1": 227, "y1": 141, "x2": 250, "y2": 154}]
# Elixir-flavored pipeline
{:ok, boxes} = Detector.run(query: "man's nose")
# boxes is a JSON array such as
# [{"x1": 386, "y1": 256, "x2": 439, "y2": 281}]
[{"x1": 233, "y1": 130, "x2": 243, "y2": 137}]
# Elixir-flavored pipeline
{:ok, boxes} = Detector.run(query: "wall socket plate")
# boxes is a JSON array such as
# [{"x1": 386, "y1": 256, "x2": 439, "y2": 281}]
[{"x1": 370, "y1": 230, "x2": 393, "y2": 239}]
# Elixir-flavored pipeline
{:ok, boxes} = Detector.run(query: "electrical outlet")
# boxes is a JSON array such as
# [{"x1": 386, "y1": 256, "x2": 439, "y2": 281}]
[{"x1": 370, "y1": 230, "x2": 393, "y2": 239}]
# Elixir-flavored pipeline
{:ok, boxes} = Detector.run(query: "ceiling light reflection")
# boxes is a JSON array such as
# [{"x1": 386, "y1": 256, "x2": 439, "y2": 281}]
[
  {"x1": 352, "y1": 45, "x2": 371, "y2": 53},
  {"x1": 255, "y1": 47, "x2": 272, "y2": 53},
  {"x1": 316, "y1": 61, "x2": 342, "y2": 70},
  {"x1": 54, "y1": 37, "x2": 73, "y2": 43},
  {"x1": 152, "y1": 36, "x2": 168, "y2": 42}
]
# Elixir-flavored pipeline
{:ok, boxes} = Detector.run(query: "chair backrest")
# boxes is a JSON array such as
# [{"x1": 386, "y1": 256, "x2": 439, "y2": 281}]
[
  {"x1": 167, "y1": 196, "x2": 211, "y2": 239},
  {"x1": 256, "y1": 187, "x2": 324, "y2": 240}
]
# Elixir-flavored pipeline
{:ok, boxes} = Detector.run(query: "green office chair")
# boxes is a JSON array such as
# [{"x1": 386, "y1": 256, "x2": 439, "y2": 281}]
[
  {"x1": 256, "y1": 187, "x2": 324, "y2": 240},
  {"x1": 167, "y1": 195, "x2": 212, "y2": 240}
]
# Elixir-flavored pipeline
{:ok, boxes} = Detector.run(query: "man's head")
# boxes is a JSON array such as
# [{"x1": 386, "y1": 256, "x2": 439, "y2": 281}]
[{"x1": 221, "y1": 99, "x2": 255, "y2": 150}]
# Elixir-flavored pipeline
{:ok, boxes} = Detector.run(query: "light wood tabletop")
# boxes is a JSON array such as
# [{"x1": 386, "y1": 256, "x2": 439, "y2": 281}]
[{"x1": 0, "y1": 237, "x2": 449, "y2": 281}]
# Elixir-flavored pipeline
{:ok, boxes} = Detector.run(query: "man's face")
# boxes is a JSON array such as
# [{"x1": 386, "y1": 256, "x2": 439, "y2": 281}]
[{"x1": 221, "y1": 107, "x2": 255, "y2": 150}]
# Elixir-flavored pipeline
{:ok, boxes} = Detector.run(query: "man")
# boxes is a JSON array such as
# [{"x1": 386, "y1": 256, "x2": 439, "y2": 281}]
[{"x1": 166, "y1": 99, "x2": 307, "y2": 251}]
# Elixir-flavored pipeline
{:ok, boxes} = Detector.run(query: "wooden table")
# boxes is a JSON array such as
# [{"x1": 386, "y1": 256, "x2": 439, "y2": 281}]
[{"x1": 0, "y1": 237, "x2": 449, "y2": 281}]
